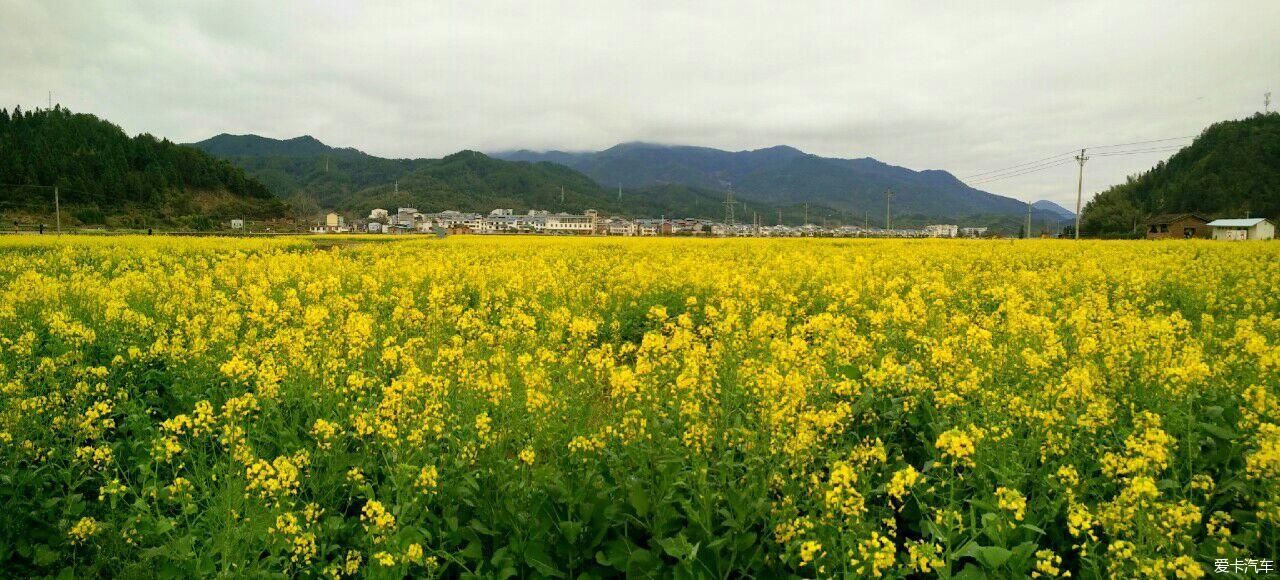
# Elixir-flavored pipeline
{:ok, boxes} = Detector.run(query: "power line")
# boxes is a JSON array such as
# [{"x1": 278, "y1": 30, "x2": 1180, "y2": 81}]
[
  {"x1": 967, "y1": 158, "x2": 1077, "y2": 185},
  {"x1": 1085, "y1": 135, "x2": 1195, "y2": 150},
  {"x1": 966, "y1": 155, "x2": 1080, "y2": 183},
  {"x1": 1090, "y1": 145, "x2": 1186, "y2": 157},
  {"x1": 964, "y1": 134, "x2": 1194, "y2": 183},
  {"x1": 966, "y1": 143, "x2": 1188, "y2": 186},
  {"x1": 963, "y1": 150, "x2": 1076, "y2": 179}
]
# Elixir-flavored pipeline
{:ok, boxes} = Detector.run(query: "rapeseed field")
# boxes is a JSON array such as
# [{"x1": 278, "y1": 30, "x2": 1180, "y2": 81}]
[{"x1": 0, "y1": 235, "x2": 1277, "y2": 577}]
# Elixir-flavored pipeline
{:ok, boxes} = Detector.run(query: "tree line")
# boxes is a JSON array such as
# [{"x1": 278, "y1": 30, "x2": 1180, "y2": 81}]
[{"x1": 0, "y1": 106, "x2": 273, "y2": 210}]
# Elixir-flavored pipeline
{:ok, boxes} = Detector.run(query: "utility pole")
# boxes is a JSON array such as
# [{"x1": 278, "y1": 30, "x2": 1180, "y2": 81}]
[
  {"x1": 1025, "y1": 203, "x2": 1032, "y2": 239},
  {"x1": 864, "y1": 211, "x2": 869, "y2": 230},
  {"x1": 723, "y1": 189, "x2": 736, "y2": 226},
  {"x1": 54, "y1": 186, "x2": 61, "y2": 234},
  {"x1": 1073, "y1": 149, "x2": 1088, "y2": 240},
  {"x1": 884, "y1": 189, "x2": 894, "y2": 230},
  {"x1": 1266, "y1": 92, "x2": 1272, "y2": 114},
  {"x1": 777, "y1": 208, "x2": 782, "y2": 226},
  {"x1": 617, "y1": 182, "x2": 622, "y2": 201},
  {"x1": 560, "y1": 186, "x2": 565, "y2": 205}
]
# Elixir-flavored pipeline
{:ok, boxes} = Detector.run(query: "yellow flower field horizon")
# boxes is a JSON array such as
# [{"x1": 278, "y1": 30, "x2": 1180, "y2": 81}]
[{"x1": 1, "y1": 235, "x2": 1277, "y2": 577}]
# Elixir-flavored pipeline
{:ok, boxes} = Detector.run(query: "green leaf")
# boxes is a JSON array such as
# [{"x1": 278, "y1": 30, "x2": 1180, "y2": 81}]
[
  {"x1": 1197, "y1": 421, "x2": 1234, "y2": 440},
  {"x1": 656, "y1": 534, "x2": 695, "y2": 560},
  {"x1": 461, "y1": 539, "x2": 484, "y2": 561},
  {"x1": 525, "y1": 544, "x2": 565, "y2": 578},
  {"x1": 560, "y1": 520, "x2": 582, "y2": 544},
  {"x1": 1020, "y1": 524, "x2": 1046, "y2": 536},
  {"x1": 600, "y1": 539, "x2": 631, "y2": 570},
  {"x1": 953, "y1": 563, "x2": 989, "y2": 580},
  {"x1": 34, "y1": 544, "x2": 59, "y2": 567},
  {"x1": 469, "y1": 518, "x2": 495, "y2": 536},
  {"x1": 975, "y1": 546, "x2": 1012, "y2": 570},
  {"x1": 629, "y1": 486, "x2": 651, "y2": 517},
  {"x1": 954, "y1": 540, "x2": 980, "y2": 559},
  {"x1": 627, "y1": 548, "x2": 657, "y2": 575}
]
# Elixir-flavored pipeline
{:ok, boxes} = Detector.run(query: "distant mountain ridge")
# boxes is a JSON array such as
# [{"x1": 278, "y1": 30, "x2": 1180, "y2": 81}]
[
  {"x1": 194, "y1": 133, "x2": 367, "y2": 158},
  {"x1": 188, "y1": 135, "x2": 830, "y2": 222},
  {"x1": 1031, "y1": 200, "x2": 1075, "y2": 220},
  {"x1": 191, "y1": 133, "x2": 1062, "y2": 232},
  {"x1": 494, "y1": 142, "x2": 1054, "y2": 221}
]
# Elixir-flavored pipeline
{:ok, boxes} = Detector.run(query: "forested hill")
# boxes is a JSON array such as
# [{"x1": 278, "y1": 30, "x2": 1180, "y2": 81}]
[
  {"x1": 195, "y1": 133, "x2": 366, "y2": 158},
  {"x1": 1082, "y1": 113, "x2": 1280, "y2": 235},
  {"x1": 189, "y1": 134, "x2": 836, "y2": 222},
  {"x1": 494, "y1": 142, "x2": 1056, "y2": 222},
  {"x1": 0, "y1": 107, "x2": 287, "y2": 228}
]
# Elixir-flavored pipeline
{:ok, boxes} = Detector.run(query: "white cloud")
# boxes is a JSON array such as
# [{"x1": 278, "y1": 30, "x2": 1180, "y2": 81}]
[{"x1": 1, "y1": 0, "x2": 1276, "y2": 203}]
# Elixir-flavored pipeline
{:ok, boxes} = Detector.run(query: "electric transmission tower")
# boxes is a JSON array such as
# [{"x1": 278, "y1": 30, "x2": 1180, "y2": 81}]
[
  {"x1": 884, "y1": 189, "x2": 894, "y2": 230},
  {"x1": 723, "y1": 188, "x2": 736, "y2": 226}
]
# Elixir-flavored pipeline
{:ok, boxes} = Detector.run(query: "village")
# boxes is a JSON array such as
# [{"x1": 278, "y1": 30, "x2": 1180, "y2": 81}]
[
  {"x1": 310, "y1": 207, "x2": 1280, "y2": 240},
  {"x1": 310, "y1": 207, "x2": 993, "y2": 238}
]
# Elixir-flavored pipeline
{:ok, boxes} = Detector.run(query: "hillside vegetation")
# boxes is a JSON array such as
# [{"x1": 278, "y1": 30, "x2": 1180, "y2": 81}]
[
  {"x1": 1082, "y1": 113, "x2": 1280, "y2": 235},
  {"x1": 191, "y1": 135, "x2": 834, "y2": 222},
  {"x1": 0, "y1": 108, "x2": 287, "y2": 228},
  {"x1": 497, "y1": 142, "x2": 1058, "y2": 225}
]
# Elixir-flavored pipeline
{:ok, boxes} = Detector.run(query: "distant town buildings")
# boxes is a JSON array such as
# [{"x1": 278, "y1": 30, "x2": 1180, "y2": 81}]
[
  {"x1": 316, "y1": 206, "x2": 1024, "y2": 239},
  {"x1": 924, "y1": 224, "x2": 959, "y2": 238},
  {"x1": 311, "y1": 212, "x2": 349, "y2": 233}
]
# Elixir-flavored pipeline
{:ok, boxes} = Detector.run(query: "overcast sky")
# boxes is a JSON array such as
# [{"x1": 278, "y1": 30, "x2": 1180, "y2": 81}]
[{"x1": 2, "y1": 1, "x2": 1277, "y2": 205}]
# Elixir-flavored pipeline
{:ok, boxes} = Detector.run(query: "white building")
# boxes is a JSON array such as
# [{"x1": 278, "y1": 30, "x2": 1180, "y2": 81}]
[
  {"x1": 605, "y1": 218, "x2": 637, "y2": 236},
  {"x1": 960, "y1": 227, "x2": 989, "y2": 237},
  {"x1": 544, "y1": 213, "x2": 595, "y2": 234},
  {"x1": 312, "y1": 212, "x2": 349, "y2": 233},
  {"x1": 634, "y1": 219, "x2": 669, "y2": 236},
  {"x1": 924, "y1": 224, "x2": 959, "y2": 238},
  {"x1": 1206, "y1": 218, "x2": 1276, "y2": 241}
]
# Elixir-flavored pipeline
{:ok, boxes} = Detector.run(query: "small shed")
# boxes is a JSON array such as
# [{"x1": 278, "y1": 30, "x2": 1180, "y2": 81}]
[
  {"x1": 1206, "y1": 218, "x2": 1276, "y2": 241},
  {"x1": 1145, "y1": 214, "x2": 1209, "y2": 239}
]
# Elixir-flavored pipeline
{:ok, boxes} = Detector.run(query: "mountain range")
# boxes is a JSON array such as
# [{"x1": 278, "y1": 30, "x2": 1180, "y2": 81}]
[
  {"x1": 494, "y1": 142, "x2": 1060, "y2": 222},
  {"x1": 16, "y1": 106, "x2": 1273, "y2": 236},
  {"x1": 194, "y1": 134, "x2": 1065, "y2": 230},
  {"x1": 190, "y1": 134, "x2": 830, "y2": 224},
  {"x1": 1031, "y1": 200, "x2": 1075, "y2": 220}
]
